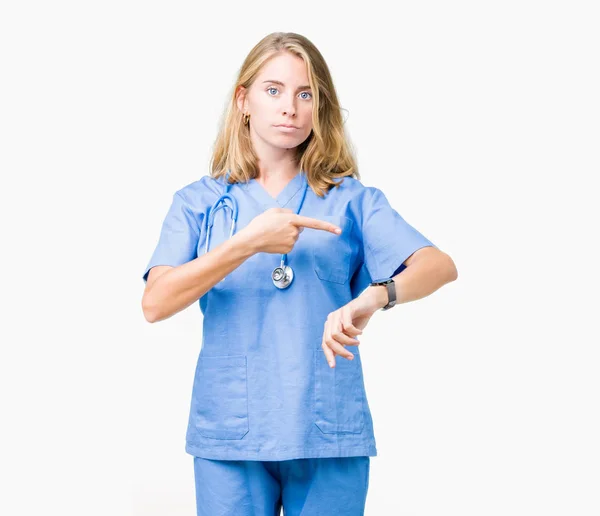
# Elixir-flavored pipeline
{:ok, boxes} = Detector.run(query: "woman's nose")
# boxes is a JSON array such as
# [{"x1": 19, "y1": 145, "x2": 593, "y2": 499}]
[{"x1": 282, "y1": 97, "x2": 297, "y2": 117}]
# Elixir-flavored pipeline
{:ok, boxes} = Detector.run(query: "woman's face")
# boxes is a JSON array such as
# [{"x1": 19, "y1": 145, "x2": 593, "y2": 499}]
[{"x1": 238, "y1": 52, "x2": 314, "y2": 151}]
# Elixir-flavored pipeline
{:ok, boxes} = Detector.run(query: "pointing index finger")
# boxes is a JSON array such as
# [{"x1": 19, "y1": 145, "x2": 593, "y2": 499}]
[{"x1": 291, "y1": 215, "x2": 342, "y2": 234}]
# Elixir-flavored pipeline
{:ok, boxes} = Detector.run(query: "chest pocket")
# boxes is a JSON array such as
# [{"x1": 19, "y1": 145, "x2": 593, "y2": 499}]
[{"x1": 312, "y1": 215, "x2": 355, "y2": 285}]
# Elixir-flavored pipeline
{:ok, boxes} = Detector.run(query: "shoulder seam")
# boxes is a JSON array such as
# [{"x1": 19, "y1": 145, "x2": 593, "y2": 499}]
[{"x1": 174, "y1": 190, "x2": 201, "y2": 238}]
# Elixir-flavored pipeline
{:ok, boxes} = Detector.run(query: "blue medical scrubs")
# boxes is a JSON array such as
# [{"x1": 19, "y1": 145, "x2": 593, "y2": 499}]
[{"x1": 143, "y1": 171, "x2": 435, "y2": 511}]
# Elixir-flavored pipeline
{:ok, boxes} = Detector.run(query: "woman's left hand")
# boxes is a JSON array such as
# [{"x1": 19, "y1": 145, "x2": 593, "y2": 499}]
[{"x1": 321, "y1": 294, "x2": 378, "y2": 368}]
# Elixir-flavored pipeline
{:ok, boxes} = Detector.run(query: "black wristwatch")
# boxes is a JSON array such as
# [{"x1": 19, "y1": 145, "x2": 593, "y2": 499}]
[{"x1": 369, "y1": 278, "x2": 397, "y2": 311}]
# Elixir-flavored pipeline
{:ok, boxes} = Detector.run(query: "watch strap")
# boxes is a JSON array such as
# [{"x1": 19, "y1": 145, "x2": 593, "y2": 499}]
[{"x1": 381, "y1": 280, "x2": 396, "y2": 311}]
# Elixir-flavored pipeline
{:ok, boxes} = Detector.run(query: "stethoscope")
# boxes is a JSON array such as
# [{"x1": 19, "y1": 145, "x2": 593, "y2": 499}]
[{"x1": 204, "y1": 169, "x2": 309, "y2": 289}]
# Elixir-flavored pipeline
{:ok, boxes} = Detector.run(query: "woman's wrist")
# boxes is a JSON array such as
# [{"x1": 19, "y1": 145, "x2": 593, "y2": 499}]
[
  {"x1": 360, "y1": 285, "x2": 389, "y2": 312},
  {"x1": 230, "y1": 229, "x2": 259, "y2": 259}
]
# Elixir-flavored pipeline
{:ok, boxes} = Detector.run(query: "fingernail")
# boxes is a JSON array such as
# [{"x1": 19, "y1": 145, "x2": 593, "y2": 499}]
[
  {"x1": 348, "y1": 354, "x2": 354, "y2": 360},
  {"x1": 335, "y1": 228, "x2": 341, "y2": 234},
  {"x1": 329, "y1": 361, "x2": 335, "y2": 367}
]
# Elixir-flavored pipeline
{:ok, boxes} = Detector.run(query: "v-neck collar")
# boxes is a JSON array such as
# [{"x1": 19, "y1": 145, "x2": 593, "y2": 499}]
[{"x1": 243, "y1": 170, "x2": 306, "y2": 209}]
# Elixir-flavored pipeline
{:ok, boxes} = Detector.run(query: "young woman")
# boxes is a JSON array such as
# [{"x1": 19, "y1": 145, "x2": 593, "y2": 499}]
[{"x1": 142, "y1": 32, "x2": 457, "y2": 516}]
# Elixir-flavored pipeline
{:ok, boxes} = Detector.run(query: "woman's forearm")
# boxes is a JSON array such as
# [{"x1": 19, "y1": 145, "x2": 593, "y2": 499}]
[
  {"x1": 360, "y1": 249, "x2": 457, "y2": 312},
  {"x1": 142, "y1": 230, "x2": 257, "y2": 323}
]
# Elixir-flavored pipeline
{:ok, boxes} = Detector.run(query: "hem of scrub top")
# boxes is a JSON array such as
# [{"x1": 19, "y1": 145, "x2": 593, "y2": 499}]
[{"x1": 184, "y1": 443, "x2": 377, "y2": 461}]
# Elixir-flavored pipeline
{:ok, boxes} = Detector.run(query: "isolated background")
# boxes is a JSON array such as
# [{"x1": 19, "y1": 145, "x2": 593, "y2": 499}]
[{"x1": 2, "y1": 1, "x2": 599, "y2": 514}]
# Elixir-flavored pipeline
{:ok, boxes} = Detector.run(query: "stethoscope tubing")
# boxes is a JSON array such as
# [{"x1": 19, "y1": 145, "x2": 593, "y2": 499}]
[{"x1": 204, "y1": 193, "x2": 239, "y2": 255}]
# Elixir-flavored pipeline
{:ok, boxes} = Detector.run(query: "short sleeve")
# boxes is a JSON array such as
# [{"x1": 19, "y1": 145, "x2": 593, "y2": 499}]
[
  {"x1": 142, "y1": 191, "x2": 200, "y2": 283},
  {"x1": 360, "y1": 187, "x2": 436, "y2": 280}
]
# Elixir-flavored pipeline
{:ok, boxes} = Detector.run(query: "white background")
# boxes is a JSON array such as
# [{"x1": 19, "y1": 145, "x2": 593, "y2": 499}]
[{"x1": 2, "y1": 1, "x2": 599, "y2": 515}]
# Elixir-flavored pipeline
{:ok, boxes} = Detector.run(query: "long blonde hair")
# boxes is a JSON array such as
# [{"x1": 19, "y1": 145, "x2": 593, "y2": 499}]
[{"x1": 209, "y1": 32, "x2": 360, "y2": 198}]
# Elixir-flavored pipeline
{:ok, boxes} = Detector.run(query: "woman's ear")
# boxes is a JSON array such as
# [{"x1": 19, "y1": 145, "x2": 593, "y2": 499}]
[{"x1": 235, "y1": 85, "x2": 247, "y2": 114}]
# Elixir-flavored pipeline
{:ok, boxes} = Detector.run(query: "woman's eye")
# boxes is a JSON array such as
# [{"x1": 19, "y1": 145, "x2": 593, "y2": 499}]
[{"x1": 266, "y1": 87, "x2": 312, "y2": 100}]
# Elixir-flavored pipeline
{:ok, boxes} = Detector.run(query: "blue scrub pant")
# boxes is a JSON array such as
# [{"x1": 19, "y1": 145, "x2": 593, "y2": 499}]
[{"x1": 193, "y1": 456, "x2": 370, "y2": 515}]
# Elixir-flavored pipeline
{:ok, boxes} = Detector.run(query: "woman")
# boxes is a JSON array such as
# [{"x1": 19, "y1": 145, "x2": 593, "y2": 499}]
[{"x1": 141, "y1": 32, "x2": 457, "y2": 516}]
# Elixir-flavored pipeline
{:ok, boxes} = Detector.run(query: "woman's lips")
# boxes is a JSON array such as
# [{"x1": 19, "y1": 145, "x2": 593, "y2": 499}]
[{"x1": 274, "y1": 125, "x2": 299, "y2": 133}]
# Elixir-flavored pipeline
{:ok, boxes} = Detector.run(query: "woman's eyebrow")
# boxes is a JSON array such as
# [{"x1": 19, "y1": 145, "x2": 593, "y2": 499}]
[{"x1": 262, "y1": 80, "x2": 311, "y2": 90}]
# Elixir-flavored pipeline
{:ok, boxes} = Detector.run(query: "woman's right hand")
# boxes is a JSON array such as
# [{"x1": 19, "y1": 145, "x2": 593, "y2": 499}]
[{"x1": 241, "y1": 207, "x2": 342, "y2": 255}]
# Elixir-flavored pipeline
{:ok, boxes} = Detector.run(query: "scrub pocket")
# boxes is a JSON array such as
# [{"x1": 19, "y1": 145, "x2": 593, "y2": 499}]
[
  {"x1": 192, "y1": 355, "x2": 249, "y2": 440},
  {"x1": 314, "y1": 348, "x2": 365, "y2": 434},
  {"x1": 313, "y1": 215, "x2": 354, "y2": 284}
]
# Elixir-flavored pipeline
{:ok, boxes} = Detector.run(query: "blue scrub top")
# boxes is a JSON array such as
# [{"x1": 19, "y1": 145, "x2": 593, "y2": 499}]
[{"x1": 143, "y1": 171, "x2": 436, "y2": 461}]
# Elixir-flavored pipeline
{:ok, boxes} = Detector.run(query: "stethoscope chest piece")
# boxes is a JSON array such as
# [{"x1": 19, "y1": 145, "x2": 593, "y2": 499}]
[{"x1": 272, "y1": 264, "x2": 294, "y2": 289}]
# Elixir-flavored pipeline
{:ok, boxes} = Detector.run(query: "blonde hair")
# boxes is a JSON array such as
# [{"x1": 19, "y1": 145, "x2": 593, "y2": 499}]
[{"x1": 209, "y1": 31, "x2": 360, "y2": 198}]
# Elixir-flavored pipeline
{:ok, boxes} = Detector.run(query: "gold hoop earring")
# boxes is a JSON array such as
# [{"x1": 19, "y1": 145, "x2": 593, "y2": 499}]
[{"x1": 243, "y1": 113, "x2": 250, "y2": 126}]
